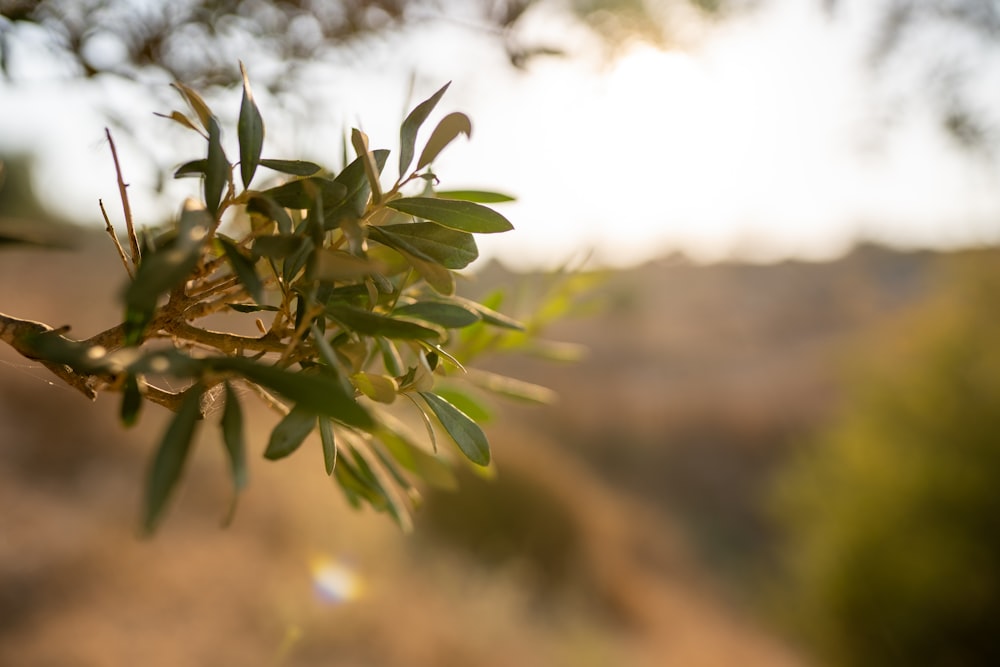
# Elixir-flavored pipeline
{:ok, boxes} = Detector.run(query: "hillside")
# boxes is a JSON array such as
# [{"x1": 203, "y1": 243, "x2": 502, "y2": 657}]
[{"x1": 0, "y1": 230, "x2": 960, "y2": 665}]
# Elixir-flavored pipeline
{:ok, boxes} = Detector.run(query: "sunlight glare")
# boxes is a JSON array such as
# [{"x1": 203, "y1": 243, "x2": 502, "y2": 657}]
[{"x1": 310, "y1": 556, "x2": 364, "y2": 604}]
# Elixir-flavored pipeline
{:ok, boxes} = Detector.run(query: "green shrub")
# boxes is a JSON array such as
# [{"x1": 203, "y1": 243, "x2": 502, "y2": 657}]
[{"x1": 772, "y1": 253, "x2": 1000, "y2": 667}]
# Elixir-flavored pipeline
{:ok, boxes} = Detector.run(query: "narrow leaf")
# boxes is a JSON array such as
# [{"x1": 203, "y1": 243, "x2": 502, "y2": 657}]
[
  {"x1": 368, "y1": 222, "x2": 478, "y2": 269},
  {"x1": 226, "y1": 303, "x2": 279, "y2": 313},
  {"x1": 155, "y1": 110, "x2": 204, "y2": 136},
  {"x1": 401, "y1": 250, "x2": 454, "y2": 295},
  {"x1": 209, "y1": 358, "x2": 373, "y2": 429},
  {"x1": 259, "y1": 177, "x2": 347, "y2": 210},
  {"x1": 259, "y1": 159, "x2": 322, "y2": 176},
  {"x1": 326, "y1": 303, "x2": 442, "y2": 341},
  {"x1": 387, "y1": 197, "x2": 513, "y2": 234},
  {"x1": 434, "y1": 386, "x2": 493, "y2": 423},
  {"x1": 326, "y1": 150, "x2": 390, "y2": 226},
  {"x1": 450, "y1": 294, "x2": 525, "y2": 330},
  {"x1": 252, "y1": 234, "x2": 309, "y2": 259},
  {"x1": 120, "y1": 373, "x2": 143, "y2": 427},
  {"x1": 394, "y1": 301, "x2": 480, "y2": 328},
  {"x1": 174, "y1": 159, "x2": 207, "y2": 178},
  {"x1": 264, "y1": 405, "x2": 316, "y2": 460},
  {"x1": 246, "y1": 195, "x2": 293, "y2": 235},
  {"x1": 172, "y1": 82, "x2": 214, "y2": 130},
  {"x1": 334, "y1": 451, "x2": 387, "y2": 510},
  {"x1": 221, "y1": 382, "x2": 248, "y2": 491},
  {"x1": 312, "y1": 249, "x2": 380, "y2": 282},
  {"x1": 218, "y1": 236, "x2": 263, "y2": 303},
  {"x1": 204, "y1": 117, "x2": 228, "y2": 217},
  {"x1": 377, "y1": 424, "x2": 458, "y2": 490},
  {"x1": 123, "y1": 200, "x2": 210, "y2": 342},
  {"x1": 419, "y1": 392, "x2": 490, "y2": 466},
  {"x1": 350, "y1": 128, "x2": 383, "y2": 205},
  {"x1": 416, "y1": 111, "x2": 472, "y2": 170},
  {"x1": 143, "y1": 384, "x2": 204, "y2": 534},
  {"x1": 319, "y1": 418, "x2": 337, "y2": 475},
  {"x1": 238, "y1": 61, "x2": 265, "y2": 188},
  {"x1": 435, "y1": 190, "x2": 515, "y2": 203},
  {"x1": 399, "y1": 81, "x2": 450, "y2": 176},
  {"x1": 466, "y1": 368, "x2": 557, "y2": 404}
]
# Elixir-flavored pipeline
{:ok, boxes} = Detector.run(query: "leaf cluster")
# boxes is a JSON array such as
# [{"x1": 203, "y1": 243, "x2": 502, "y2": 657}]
[{"x1": 22, "y1": 67, "x2": 553, "y2": 534}]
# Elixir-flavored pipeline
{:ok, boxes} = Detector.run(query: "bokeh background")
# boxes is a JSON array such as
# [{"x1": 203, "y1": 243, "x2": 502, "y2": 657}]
[{"x1": 3, "y1": 1, "x2": 1000, "y2": 665}]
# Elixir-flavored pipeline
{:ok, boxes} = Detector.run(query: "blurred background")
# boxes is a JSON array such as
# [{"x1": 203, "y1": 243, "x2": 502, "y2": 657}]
[{"x1": 2, "y1": 1, "x2": 1000, "y2": 665}]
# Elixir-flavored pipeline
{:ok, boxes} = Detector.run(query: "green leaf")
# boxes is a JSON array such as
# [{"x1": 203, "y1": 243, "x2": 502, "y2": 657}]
[
  {"x1": 378, "y1": 338, "x2": 404, "y2": 376},
  {"x1": 416, "y1": 111, "x2": 472, "y2": 170},
  {"x1": 226, "y1": 303, "x2": 280, "y2": 313},
  {"x1": 376, "y1": 425, "x2": 458, "y2": 491},
  {"x1": 319, "y1": 418, "x2": 337, "y2": 475},
  {"x1": 120, "y1": 373, "x2": 143, "y2": 427},
  {"x1": 435, "y1": 190, "x2": 515, "y2": 203},
  {"x1": 238, "y1": 62, "x2": 265, "y2": 189},
  {"x1": 326, "y1": 149, "x2": 390, "y2": 227},
  {"x1": 259, "y1": 159, "x2": 322, "y2": 176},
  {"x1": 351, "y1": 372, "x2": 398, "y2": 404},
  {"x1": 403, "y1": 250, "x2": 455, "y2": 295},
  {"x1": 252, "y1": 234, "x2": 309, "y2": 259},
  {"x1": 218, "y1": 237, "x2": 263, "y2": 303},
  {"x1": 174, "y1": 159, "x2": 207, "y2": 179},
  {"x1": 312, "y1": 249, "x2": 381, "y2": 282},
  {"x1": 155, "y1": 110, "x2": 204, "y2": 136},
  {"x1": 419, "y1": 392, "x2": 490, "y2": 466},
  {"x1": 433, "y1": 386, "x2": 493, "y2": 424},
  {"x1": 143, "y1": 383, "x2": 204, "y2": 534},
  {"x1": 221, "y1": 382, "x2": 248, "y2": 492},
  {"x1": 466, "y1": 368, "x2": 557, "y2": 404},
  {"x1": 452, "y1": 295, "x2": 525, "y2": 331},
  {"x1": 281, "y1": 234, "x2": 314, "y2": 284},
  {"x1": 346, "y1": 448, "x2": 404, "y2": 523},
  {"x1": 209, "y1": 358, "x2": 373, "y2": 429},
  {"x1": 264, "y1": 405, "x2": 316, "y2": 460},
  {"x1": 399, "y1": 81, "x2": 450, "y2": 177},
  {"x1": 369, "y1": 222, "x2": 478, "y2": 269},
  {"x1": 350, "y1": 128, "x2": 383, "y2": 205},
  {"x1": 246, "y1": 195, "x2": 293, "y2": 235},
  {"x1": 326, "y1": 303, "x2": 442, "y2": 341},
  {"x1": 259, "y1": 177, "x2": 347, "y2": 210},
  {"x1": 123, "y1": 201, "x2": 211, "y2": 344},
  {"x1": 204, "y1": 117, "x2": 228, "y2": 217},
  {"x1": 334, "y1": 451, "x2": 387, "y2": 510},
  {"x1": 394, "y1": 301, "x2": 480, "y2": 328},
  {"x1": 387, "y1": 197, "x2": 513, "y2": 234},
  {"x1": 172, "y1": 82, "x2": 214, "y2": 131}
]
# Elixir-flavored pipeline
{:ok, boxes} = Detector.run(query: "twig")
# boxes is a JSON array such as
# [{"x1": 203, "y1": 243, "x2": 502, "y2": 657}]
[
  {"x1": 277, "y1": 304, "x2": 324, "y2": 365},
  {"x1": 163, "y1": 320, "x2": 288, "y2": 355},
  {"x1": 99, "y1": 199, "x2": 134, "y2": 279},
  {"x1": 241, "y1": 380, "x2": 289, "y2": 417},
  {"x1": 105, "y1": 128, "x2": 140, "y2": 266},
  {"x1": 0, "y1": 312, "x2": 98, "y2": 399}
]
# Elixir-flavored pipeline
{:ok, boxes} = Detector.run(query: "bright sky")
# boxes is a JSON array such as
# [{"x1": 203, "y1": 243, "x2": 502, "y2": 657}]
[{"x1": 2, "y1": 0, "x2": 1000, "y2": 269}]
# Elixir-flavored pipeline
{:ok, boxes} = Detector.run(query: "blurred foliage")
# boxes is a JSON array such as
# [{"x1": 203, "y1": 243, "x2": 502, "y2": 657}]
[
  {"x1": 825, "y1": 0, "x2": 1000, "y2": 153},
  {"x1": 0, "y1": 0, "x2": 738, "y2": 86},
  {"x1": 0, "y1": 67, "x2": 578, "y2": 535},
  {"x1": 772, "y1": 251, "x2": 1000, "y2": 666}
]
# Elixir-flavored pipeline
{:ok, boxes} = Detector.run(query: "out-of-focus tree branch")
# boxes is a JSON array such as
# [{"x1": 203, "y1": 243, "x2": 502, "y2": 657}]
[
  {"x1": 0, "y1": 0, "x2": 740, "y2": 88},
  {"x1": 824, "y1": 0, "x2": 1000, "y2": 153}
]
